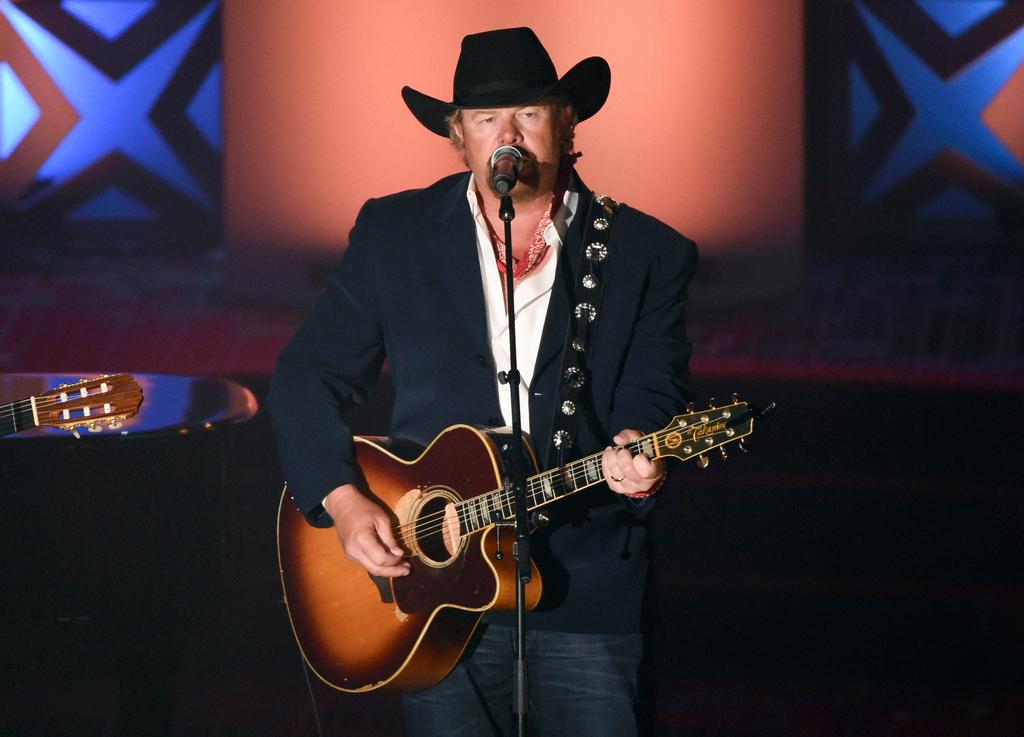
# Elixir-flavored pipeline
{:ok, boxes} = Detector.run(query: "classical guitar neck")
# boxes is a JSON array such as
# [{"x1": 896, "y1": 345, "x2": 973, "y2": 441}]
[
  {"x1": 0, "y1": 397, "x2": 39, "y2": 437},
  {"x1": 1, "y1": 374, "x2": 144, "y2": 437}
]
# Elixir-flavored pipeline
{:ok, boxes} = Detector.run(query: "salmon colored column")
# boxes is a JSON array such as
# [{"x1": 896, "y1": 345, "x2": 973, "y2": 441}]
[{"x1": 224, "y1": 0, "x2": 803, "y2": 306}]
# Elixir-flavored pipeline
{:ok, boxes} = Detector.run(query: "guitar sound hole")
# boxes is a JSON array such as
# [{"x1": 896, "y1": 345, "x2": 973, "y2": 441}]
[{"x1": 414, "y1": 495, "x2": 459, "y2": 566}]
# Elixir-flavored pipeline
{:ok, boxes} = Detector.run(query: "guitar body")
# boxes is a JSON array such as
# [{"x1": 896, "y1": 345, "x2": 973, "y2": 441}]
[
  {"x1": 277, "y1": 424, "x2": 543, "y2": 692},
  {"x1": 277, "y1": 399, "x2": 764, "y2": 693}
]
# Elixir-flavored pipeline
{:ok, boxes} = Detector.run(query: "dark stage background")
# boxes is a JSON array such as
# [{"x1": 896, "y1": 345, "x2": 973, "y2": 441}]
[{"x1": 1, "y1": 1, "x2": 1023, "y2": 735}]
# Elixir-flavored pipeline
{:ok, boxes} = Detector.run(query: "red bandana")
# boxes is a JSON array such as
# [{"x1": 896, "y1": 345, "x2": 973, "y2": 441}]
[{"x1": 478, "y1": 168, "x2": 569, "y2": 281}]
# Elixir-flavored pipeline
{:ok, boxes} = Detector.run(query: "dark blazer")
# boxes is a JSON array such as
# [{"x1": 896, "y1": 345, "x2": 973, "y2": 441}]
[{"x1": 267, "y1": 170, "x2": 697, "y2": 632}]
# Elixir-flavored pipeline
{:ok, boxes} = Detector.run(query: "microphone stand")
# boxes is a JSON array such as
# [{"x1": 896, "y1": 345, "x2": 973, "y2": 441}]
[{"x1": 496, "y1": 190, "x2": 531, "y2": 737}]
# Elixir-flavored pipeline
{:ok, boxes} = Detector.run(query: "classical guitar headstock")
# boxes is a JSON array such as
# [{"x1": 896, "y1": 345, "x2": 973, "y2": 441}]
[
  {"x1": 35, "y1": 374, "x2": 144, "y2": 436},
  {"x1": 656, "y1": 394, "x2": 775, "y2": 468}
]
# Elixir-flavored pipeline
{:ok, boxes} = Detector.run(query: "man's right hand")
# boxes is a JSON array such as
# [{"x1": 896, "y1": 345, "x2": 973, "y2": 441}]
[{"x1": 323, "y1": 484, "x2": 411, "y2": 577}]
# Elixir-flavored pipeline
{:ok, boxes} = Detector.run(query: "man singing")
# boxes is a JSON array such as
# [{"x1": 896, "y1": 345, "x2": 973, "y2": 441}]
[{"x1": 268, "y1": 27, "x2": 698, "y2": 737}]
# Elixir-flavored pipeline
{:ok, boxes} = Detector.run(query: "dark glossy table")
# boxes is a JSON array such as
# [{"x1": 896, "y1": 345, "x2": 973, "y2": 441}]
[{"x1": 0, "y1": 373, "x2": 259, "y2": 736}]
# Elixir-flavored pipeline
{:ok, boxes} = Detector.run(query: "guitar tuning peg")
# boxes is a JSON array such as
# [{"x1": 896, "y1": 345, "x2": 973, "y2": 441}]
[
  {"x1": 719, "y1": 446, "x2": 728, "y2": 461},
  {"x1": 731, "y1": 392, "x2": 741, "y2": 404},
  {"x1": 108, "y1": 420, "x2": 122, "y2": 429},
  {"x1": 696, "y1": 454, "x2": 709, "y2": 469},
  {"x1": 708, "y1": 397, "x2": 717, "y2": 408},
  {"x1": 737, "y1": 439, "x2": 749, "y2": 454},
  {"x1": 686, "y1": 402, "x2": 696, "y2": 412},
  {"x1": 88, "y1": 423, "x2": 102, "y2": 433}
]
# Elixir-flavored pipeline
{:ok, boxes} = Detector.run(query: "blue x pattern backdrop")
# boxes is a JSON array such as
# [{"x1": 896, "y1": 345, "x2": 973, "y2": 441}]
[
  {"x1": 1, "y1": 0, "x2": 221, "y2": 250},
  {"x1": 853, "y1": 2, "x2": 1024, "y2": 211},
  {"x1": 809, "y1": 0, "x2": 1024, "y2": 251}
]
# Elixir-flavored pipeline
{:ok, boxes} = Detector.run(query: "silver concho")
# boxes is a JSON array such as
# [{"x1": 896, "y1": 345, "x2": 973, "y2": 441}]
[
  {"x1": 582, "y1": 274, "x2": 598, "y2": 289},
  {"x1": 563, "y1": 366, "x2": 585, "y2": 389},
  {"x1": 552, "y1": 430, "x2": 572, "y2": 448},
  {"x1": 571, "y1": 339, "x2": 585, "y2": 352},
  {"x1": 585, "y1": 242, "x2": 608, "y2": 263},
  {"x1": 574, "y1": 303, "x2": 597, "y2": 323},
  {"x1": 593, "y1": 217, "x2": 609, "y2": 231},
  {"x1": 561, "y1": 400, "x2": 576, "y2": 416}
]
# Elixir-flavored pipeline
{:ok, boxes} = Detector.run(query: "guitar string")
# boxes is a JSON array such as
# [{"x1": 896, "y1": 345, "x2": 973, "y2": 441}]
[
  {"x1": 390, "y1": 436, "x2": 654, "y2": 544},
  {"x1": 2, "y1": 401, "x2": 16, "y2": 432},
  {"x1": 393, "y1": 469, "x2": 607, "y2": 548},
  {"x1": 7, "y1": 391, "x2": 134, "y2": 411},
  {"x1": 392, "y1": 456, "x2": 628, "y2": 547},
  {"x1": 391, "y1": 416, "x2": 743, "y2": 547},
  {"x1": 5, "y1": 385, "x2": 139, "y2": 431},
  {"x1": 5, "y1": 391, "x2": 137, "y2": 422},
  {"x1": 394, "y1": 412, "x2": 749, "y2": 549},
  {"x1": 390, "y1": 418, "x2": 730, "y2": 545},
  {"x1": 394, "y1": 466, "x2": 594, "y2": 548},
  {"x1": 5, "y1": 378, "x2": 133, "y2": 411}
]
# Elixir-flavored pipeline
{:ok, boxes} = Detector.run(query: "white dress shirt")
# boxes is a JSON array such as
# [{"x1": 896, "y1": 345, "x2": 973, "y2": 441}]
[{"x1": 465, "y1": 173, "x2": 579, "y2": 434}]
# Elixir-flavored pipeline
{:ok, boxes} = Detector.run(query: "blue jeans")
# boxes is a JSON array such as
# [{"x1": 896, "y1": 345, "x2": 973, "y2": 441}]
[{"x1": 401, "y1": 624, "x2": 643, "y2": 737}]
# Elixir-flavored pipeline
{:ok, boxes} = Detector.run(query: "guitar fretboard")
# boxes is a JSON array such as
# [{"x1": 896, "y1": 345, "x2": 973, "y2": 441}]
[
  {"x1": 454, "y1": 435, "x2": 660, "y2": 534},
  {"x1": 0, "y1": 398, "x2": 38, "y2": 437}
]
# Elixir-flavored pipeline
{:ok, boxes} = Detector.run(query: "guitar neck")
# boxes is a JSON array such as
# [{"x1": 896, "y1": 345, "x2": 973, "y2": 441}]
[
  {"x1": 0, "y1": 397, "x2": 39, "y2": 437},
  {"x1": 455, "y1": 433, "x2": 661, "y2": 534},
  {"x1": 453, "y1": 400, "x2": 759, "y2": 535}
]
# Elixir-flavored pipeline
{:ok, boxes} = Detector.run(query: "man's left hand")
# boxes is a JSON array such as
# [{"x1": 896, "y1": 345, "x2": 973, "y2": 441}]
[{"x1": 602, "y1": 428, "x2": 666, "y2": 497}]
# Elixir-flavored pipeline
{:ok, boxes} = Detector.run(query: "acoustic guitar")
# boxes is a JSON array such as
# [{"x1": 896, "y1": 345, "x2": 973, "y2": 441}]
[
  {"x1": 277, "y1": 396, "x2": 769, "y2": 692},
  {"x1": 0, "y1": 374, "x2": 143, "y2": 437}
]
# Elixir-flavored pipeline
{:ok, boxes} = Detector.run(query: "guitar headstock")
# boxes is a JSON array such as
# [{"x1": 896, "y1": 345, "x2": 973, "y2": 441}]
[
  {"x1": 35, "y1": 374, "x2": 144, "y2": 436},
  {"x1": 656, "y1": 395, "x2": 772, "y2": 468}
]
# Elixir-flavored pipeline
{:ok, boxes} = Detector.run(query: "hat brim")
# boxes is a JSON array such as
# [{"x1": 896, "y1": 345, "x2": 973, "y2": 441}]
[{"x1": 402, "y1": 56, "x2": 611, "y2": 137}]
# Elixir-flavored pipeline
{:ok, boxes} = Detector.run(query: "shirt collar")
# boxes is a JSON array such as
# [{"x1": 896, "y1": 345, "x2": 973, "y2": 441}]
[{"x1": 465, "y1": 170, "x2": 580, "y2": 242}]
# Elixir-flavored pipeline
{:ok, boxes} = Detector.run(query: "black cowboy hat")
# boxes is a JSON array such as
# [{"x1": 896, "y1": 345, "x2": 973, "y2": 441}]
[{"x1": 402, "y1": 27, "x2": 611, "y2": 137}]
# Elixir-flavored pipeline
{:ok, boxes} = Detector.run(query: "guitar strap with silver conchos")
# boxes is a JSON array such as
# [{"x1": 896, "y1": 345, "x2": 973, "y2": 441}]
[{"x1": 546, "y1": 193, "x2": 618, "y2": 469}]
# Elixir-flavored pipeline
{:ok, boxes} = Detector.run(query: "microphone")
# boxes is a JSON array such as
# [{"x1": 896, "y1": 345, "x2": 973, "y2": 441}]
[{"x1": 490, "y1": 146, "x2": 523, "y2": 195}]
